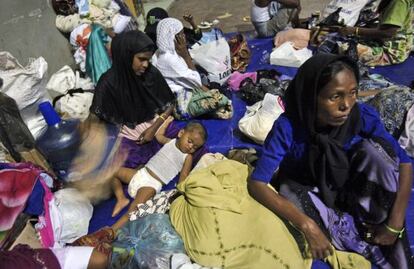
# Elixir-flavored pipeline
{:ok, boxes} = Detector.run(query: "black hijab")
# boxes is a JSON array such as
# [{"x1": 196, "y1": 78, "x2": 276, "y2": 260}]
[
  {"x1": 284, "y1": 54, "x2": 361, "y2": 207},
  {"x1": 144, "y1": 7, "x2": 169, "y2": 45},
  {"x1": 90, "y1": 30, "x2": 175, "y2": 128}
]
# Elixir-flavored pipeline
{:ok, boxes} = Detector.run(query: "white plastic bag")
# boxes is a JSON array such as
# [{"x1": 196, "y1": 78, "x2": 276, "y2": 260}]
[
  {"x1": 190, "y1": 38, "x2": 232, "y2": 85},
  {"x1": 238, "y1": 93, "x2": 285, "y2": 144},
  {"x1": 51, "y1": 188, "x2": 93, "y2": 246},
  {"x1": 322, "y1": 0, "x2": 370, "y2": 26},
  {"x1": 0, "y1": 51, "x2": 51, "y2": 138},
  {"x1": 270, "y1": 42, "x2": 312, "y2": 68}
]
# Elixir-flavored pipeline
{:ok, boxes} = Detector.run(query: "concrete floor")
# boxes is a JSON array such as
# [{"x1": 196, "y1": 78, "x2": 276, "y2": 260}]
[
  {"x1": 168, "y1": 0, "x2": 332, "y2": 33},
  {"x1": 0, "y1": 0, "x2": 331, "y2": 75}
]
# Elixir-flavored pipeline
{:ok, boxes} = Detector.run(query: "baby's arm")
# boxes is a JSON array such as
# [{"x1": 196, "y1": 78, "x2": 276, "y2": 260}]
[
  {"x1": 155, "y1": 116, "x2": 174, "y2": 145},
  {"x1": 179, "y1": 154, "x2": 193, "y2": 183}
]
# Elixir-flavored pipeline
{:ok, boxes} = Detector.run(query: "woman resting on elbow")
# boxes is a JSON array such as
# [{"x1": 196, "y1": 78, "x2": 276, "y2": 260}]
[
  {"x1": 338, "y1": 0, "x2": 413, "y2": 66},
  {"x1": 248, "y1": 53, "x2": 413, "y2": 268},
  {"x1": 90, "y1": 30, "x2": 176, "y2": 167},
  {"x1": 151, "y1": 18, "x2": 232, "y2": 120}
]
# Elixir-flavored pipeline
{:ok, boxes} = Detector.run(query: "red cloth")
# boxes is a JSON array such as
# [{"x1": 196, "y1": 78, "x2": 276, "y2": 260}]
[{"x1": 0, "y1": 163, "x2": 41, "y2": 231}]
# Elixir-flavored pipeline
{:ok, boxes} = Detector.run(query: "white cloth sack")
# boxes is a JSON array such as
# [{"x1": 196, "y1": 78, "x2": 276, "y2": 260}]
[
  {"x1": 47, "y1": 65, "x2": 94, "y2": 120},
  {"x1": 51, "y1": 188, "x2": 93, "y2": 246},
  {"x1": 270, "y1": 42, "x2": 312, "y2": 67},
  {"x1": 46, "y1": 65, "x2": 94, "y2": 92},
  {"x1": 46, "y1": 65, "x2": 77, "y2": 94},
  {"x1": 238, "y1": 93, "x2": 285, "y2": 144},
  {"x1": 55, "y1": 91, "x2": 94, "y2": 121},
  {"x1": 399, "y1": 104, "x2": 414, "y2": 158},
  {"x1": 190, "y1": 38, "x2": 232, "y2": 85},
  {"x1": 322, "y1": 0, "x2": 370, "y2": 27},
  {"x1": 0, "y1": 51, "x2": 50, "y2": 138}
]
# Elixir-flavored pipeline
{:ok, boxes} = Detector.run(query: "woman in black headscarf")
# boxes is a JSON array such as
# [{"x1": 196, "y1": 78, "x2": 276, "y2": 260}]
[
  {"x1": 248, "y1": 54, "x2": 413, "y2": 268},
  {"x1": 90, "y1": 30, "x2": 175, "y2": 145}
]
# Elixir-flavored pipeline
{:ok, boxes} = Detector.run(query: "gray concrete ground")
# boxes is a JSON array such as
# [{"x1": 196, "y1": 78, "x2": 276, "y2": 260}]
[
  {"x1": 0, "y1": 0, "x2": 76, "y2": 76},
  {"x1": 0, "y1": 0, "x2": 331, "y2": 75}
]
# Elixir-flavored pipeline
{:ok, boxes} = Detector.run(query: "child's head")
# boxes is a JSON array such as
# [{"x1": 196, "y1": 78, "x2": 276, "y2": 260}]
[{"x1": 176, "y1": 122, "x2": 207, "y2": 154}]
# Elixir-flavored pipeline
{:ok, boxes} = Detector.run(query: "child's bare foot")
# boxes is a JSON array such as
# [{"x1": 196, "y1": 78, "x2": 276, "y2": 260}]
[{"x1": 112, "y1": 198, "x2": 130, "y2": 217}]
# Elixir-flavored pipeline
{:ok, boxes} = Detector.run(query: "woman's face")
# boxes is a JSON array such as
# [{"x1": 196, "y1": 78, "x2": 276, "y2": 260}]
[
  {"x1": 132, "y1": 51, "x2": 153, "y2": 75},
  {"x1": 316, "y1": 68, "x2": 358, "y2": 128}
]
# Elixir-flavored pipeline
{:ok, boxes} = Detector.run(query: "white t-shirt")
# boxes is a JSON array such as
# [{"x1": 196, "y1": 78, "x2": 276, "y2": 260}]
[
  {"x1": 146, "y1": 139, "x2": 188, "y2": 184},
  {"x1": 251, "y1": 0, "x2": 281, "y2": 22},
  {"x1": 251, "y1": 0, "x2": 271, "y2": 22},
  {"x1": 322, "y1": 0, "x2": 370, "y2": 26}
]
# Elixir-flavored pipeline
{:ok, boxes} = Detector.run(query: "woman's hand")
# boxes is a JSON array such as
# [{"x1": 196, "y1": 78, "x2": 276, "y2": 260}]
[
  {"x1": 137, "y1": 126, "x2": 157, "y2": 144},
  {"x1": 247, "y1": 180, "x2": 334, "y2": 260},
  {"x1": 302, "y1": 220, "x2": 333, "y2": 259},
  {"x1": 175, "y1": 33, "x2": 189, "y2": 58},
  {"x1": 183, "y1": 13, "x2": 196, "y2": 28},
  {"x1": 365, "y1": 224, "x2": 399, "y2": 246}
]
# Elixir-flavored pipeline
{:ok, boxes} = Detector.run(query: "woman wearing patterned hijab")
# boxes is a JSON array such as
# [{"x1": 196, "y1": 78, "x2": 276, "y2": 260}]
[
  {"x1": 152, "y1": 18, "x2": 203, "y2": 94},
  {"x1": 152, "y1": 18, "x2": 232, "y2": 120}
]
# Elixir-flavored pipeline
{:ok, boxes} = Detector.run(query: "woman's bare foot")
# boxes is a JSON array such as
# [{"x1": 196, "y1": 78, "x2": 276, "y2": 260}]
[{"x1": 111, "y1": 198, "x2": 130, "y2": 217}]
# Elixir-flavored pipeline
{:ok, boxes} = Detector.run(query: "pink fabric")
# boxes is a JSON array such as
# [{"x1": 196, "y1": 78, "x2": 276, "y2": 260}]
[
  {"x1": 0, "y1": 163, "x2": 39, "y2": 231},
  {"x1": 228, "y1": 71, "x2": 257, "y2": 91},
  {"x1": 37, "y1": 179, "x2": 55, "y2": 247},
  {"x1": 119, "y1": 117, "x2": 157, "y2": 141},
  {"x1": 274, "y1": 29, "x2": 311, "y2": 50}
]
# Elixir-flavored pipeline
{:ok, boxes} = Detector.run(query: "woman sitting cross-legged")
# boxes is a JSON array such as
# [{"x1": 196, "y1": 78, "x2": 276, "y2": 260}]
[
  {"x1": 90, "y1": 30, "x2": 179, "y2": 171},
  {"x1": 248, "y1": 54, "x2": 413, "y2": 268}
]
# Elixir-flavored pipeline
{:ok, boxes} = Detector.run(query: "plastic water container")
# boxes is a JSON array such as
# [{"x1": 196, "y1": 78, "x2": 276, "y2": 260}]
[{"x1": 36, "y1": 101, "x2": 81, "y2": 181}]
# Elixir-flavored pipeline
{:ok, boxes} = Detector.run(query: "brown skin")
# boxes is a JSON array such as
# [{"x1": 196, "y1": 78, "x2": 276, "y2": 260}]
[
  {"x1": 338, "y1": 24, "x2": 399, "y2": 41},
  {"x1": 87, "y1": 248, "x2": 109, "y2": 269},
  {"x1": 183, "y1": 13, "x2": 198, "y2": 30},
  {"x1": 174, "y1": 30, "x2": 196, "y2": 71},
  {"x1": 370, "y1": 162, "x2": 412, "y2": 245},
  {"x1": 248, "y1": 68, "x2": 413, "y2": 259},
  {"x1": 315, "y1": 68, "x2": 357, "y2": 128}
]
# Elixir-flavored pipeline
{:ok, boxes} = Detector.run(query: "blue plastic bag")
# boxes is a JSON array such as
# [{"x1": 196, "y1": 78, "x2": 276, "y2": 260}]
[{"x1": 111, "y1": 213, "x2": 185, "y2": 269}]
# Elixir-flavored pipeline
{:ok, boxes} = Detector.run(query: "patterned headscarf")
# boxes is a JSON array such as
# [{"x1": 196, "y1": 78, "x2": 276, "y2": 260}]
[{"x1": 156, "y1": 18, "x2": 184, "y2": 54}]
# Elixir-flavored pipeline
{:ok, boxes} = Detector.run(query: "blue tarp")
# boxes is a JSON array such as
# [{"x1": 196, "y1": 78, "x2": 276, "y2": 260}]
[{"x1": 89, "y1": 36, "x2": 414, "y2": 269}]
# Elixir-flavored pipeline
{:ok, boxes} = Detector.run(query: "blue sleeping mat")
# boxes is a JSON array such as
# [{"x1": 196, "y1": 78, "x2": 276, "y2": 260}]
[{"x1": 89, "y1": 36, "x2": 414, "y2": 268}]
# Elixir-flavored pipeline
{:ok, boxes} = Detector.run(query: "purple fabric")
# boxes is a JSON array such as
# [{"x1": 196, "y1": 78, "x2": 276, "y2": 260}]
[
  {"x1": 309, "y1": 192, "x2": 392, "y2": 269},
  {"x1": 121, "y1": 122, "x2": 181, "y2": 168},
  {"x1": 347, "y1": 139, "x2": 399, "y2": 224}
]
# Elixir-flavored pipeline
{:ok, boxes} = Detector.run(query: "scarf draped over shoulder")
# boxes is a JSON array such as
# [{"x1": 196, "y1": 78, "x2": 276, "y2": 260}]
[{"x1": 284, "y1": 54, "x2": 361, "y2": 207}]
